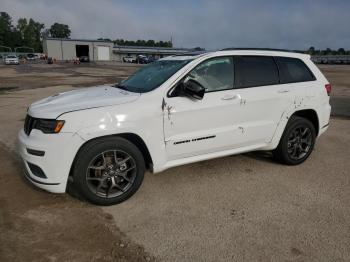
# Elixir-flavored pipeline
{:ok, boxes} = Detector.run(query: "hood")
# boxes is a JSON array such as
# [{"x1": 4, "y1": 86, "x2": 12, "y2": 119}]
[{"x1": 28, "y1": 85, "x2": 140, "y2": 119}]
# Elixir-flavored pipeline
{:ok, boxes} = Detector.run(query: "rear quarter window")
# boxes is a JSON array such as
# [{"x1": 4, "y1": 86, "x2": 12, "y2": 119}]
[{"x1": 276, "y1": 57, "x2": 315, "y2": 83}]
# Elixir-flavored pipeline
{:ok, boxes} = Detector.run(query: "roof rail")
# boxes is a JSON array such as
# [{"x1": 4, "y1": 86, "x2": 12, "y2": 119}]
[{"x1": 220, "y1": 47, "x2": 305, "y2": 53}]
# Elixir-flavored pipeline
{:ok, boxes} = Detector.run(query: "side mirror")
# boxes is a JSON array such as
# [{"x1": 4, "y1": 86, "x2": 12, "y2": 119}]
[{"x1": 182, "y1": 79, "x2": 205, "y2": 100}]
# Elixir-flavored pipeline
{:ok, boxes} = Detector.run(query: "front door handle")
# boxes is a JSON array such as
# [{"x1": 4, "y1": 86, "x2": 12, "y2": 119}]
[
  {"x1": 221, "y1": 94, "x2": 241, "y2": 100},
  {"x1": 278, "y1": 89, "x2": 290, "y2": 93}
]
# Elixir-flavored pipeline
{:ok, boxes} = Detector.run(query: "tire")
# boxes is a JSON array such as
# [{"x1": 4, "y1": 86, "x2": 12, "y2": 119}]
[
  {"x1": 73, "y1": 137, "x2": 145, "y2": 205},
  {"x1": 273, "y1": 116, "x2": 316, "y2": 165}
]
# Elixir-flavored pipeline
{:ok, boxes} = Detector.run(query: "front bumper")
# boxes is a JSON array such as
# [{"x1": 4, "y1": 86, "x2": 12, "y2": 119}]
[
  {"x1": 5, "y1": 61, "x2": 19, "y2": 64},
  {"x1": 18, "y1": 129, "x2": 85, "y2": 193}
]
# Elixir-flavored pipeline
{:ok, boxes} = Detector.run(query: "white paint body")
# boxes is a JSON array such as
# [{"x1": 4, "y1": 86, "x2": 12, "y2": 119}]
[{"x1": 18, "y1": 50, "x2": 331, "y2": 193}]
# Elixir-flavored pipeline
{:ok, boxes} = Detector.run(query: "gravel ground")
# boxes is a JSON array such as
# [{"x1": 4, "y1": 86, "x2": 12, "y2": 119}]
[
  {"x1": 0, "y1": 144, "x2": 155, "y2": 262},
  {"x1": 0, "y1": 62, "x2": 140, "y2": 91},
  {"x1": 0, "y1": 63, "x2": 349, "y2": 261},
  {"x1": 104, "y1": 118, "x2": 349, "y2": 262}
]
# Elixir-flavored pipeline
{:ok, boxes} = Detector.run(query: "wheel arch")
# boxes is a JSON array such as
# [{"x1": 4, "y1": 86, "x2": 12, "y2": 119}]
[
  {"x1": 269, "y1": 108, "x2": 320, "y2": 151},
  {"x1": 69, "y1": 133, "x2": 154, "y2": 178},
  {"x1": 292, "y1": 109, "x2": 319, "y2": 136}
]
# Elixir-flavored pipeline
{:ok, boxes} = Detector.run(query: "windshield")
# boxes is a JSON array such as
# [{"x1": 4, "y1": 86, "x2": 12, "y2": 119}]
[
  {"x1": 117, "y1": 59, "x2": 192, "y2": 93},
  {"x1": 7, "y1": 55, "x2": 16, "y2": 58}
]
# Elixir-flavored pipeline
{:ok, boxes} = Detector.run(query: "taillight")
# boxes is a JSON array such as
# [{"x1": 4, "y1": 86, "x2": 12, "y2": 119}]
[{"x1": 325, "y1": 84, "x2": 332, "y2": 96}]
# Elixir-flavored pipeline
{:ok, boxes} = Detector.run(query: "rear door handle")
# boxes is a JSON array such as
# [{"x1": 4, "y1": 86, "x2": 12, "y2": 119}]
[
  {"x1": 221, "y1": 94, "x2": 241, "y2": 100},
  {"x1": 278, "y1": 89, "x2": 290, "y2": 93}
]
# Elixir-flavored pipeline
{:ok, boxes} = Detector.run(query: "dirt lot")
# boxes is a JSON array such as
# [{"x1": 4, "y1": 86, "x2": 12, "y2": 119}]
[
  {"x1": 0, "y1": 62, "x2": 140, "y2": 91},
  {"x1": 0, "y1": 63, "x2": 349, "y2": 261},
  {"x1": 0, "y1": 145, "x2": 155, "y2": 262},
  {"x1": 318, "y1": 65, "x2": 350, "y2": 118}
]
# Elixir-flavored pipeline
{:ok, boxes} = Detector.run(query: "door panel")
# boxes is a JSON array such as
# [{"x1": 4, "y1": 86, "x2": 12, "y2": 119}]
[
  {"x1": 163, "y1": 90, "x2": 243, "y2": 160},
  {"x1": 234, "y1": 84, "x2": 294, "y2": 145},
  {"x1": 163, "y1": 56, "x2": 241, "y2": 160},
  {"x1": 164, "y1": 90, "x2": 242, "y2": 160},
  {"x1": 233, "y1": 56, "x2": 295, "y2": 144}
]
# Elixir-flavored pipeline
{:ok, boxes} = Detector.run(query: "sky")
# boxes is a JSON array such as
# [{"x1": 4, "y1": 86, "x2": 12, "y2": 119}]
[{"x1": 1, "y1": 0, "x2": 350, "y2": 50}]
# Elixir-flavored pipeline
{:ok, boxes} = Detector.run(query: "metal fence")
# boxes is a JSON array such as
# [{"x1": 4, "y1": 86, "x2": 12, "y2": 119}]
[{"x1": 311, "y1": 55, "x2": 350, "y2": 64}]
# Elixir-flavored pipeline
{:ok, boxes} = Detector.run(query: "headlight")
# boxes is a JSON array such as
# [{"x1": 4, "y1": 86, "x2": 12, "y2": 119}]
[{"x1": 35, "y1": 119, "x2": 65, "y2": 133}]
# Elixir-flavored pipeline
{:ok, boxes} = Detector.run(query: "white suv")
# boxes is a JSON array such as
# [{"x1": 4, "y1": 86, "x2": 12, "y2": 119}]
[{"x1": 18, "y1": 49, "x2": 331, "y2": 205}]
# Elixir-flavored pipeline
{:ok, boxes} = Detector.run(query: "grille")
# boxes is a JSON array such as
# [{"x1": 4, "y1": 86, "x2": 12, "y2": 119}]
[{"x1": 24, "y1": 115, "x2": 36, "y2": 136}]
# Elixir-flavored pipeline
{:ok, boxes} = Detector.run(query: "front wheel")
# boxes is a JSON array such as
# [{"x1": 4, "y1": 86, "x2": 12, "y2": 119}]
[
  {"x1": 73, "y1": 137, "x2": 145, "y2": 205},
  {"x1": 273, "y1": 116, "x2": 316, "y2": 165}
]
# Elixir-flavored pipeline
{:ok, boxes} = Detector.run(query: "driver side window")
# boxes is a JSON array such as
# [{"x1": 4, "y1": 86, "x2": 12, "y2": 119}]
[{"x1": 185, "y1": 57, "x2": 234, "y2": 92}]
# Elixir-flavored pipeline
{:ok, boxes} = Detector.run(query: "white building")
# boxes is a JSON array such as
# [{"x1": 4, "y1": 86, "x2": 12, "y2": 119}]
[
  {"x1": 43, "y1": 38, "x2": 114, "y2": 61},
  {"x1": 43, "y1": 38, "x2": 192, "y2": 62}
]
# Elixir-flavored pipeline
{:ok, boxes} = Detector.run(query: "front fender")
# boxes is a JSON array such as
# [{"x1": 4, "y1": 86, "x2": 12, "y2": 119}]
[{"x1": 59, "y1": 104, "x2": 167, "y2": 173}]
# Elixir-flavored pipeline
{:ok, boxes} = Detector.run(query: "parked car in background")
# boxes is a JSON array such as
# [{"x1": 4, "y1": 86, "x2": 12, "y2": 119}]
[
  {"x1": 123, "y1": 56, "x2": 136, "y2": 63},
  {"x1": 5, "y1": 54, "x2": 19, "y2": 65},
  {"x1": 79, "y1": 56, "x2": 90, "y2": 62},
  {"x1": 18, "y1": 49, "x2": 331, "y2": 205},
  {"x1": 26, "y1": 53, "x2": 39, "y2": 60},
  {"x1": 136, "y1": 55, "x2": 149, "y2": 64}
]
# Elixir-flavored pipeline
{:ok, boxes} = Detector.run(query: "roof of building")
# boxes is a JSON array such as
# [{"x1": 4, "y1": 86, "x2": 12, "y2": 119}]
[{"x1": 44, "y1": 37, "x2": 113, "y2": 43}]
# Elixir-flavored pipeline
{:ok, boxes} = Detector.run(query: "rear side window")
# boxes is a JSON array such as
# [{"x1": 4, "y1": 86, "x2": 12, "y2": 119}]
[
  {"x1": 276, "y1": 57, "x2": 315, "y2": 83},
  {"x1": 235, "y1": 56, "x2": 279, "y2": 88}
]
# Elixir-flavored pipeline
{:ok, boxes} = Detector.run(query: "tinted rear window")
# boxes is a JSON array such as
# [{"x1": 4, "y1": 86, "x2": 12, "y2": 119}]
[
  {"x1": 276, "y1": 57, "x2": 315, "y2": 83},
  {"x1": 235, "y1": 56, "x2": 279, "y2": 88}
]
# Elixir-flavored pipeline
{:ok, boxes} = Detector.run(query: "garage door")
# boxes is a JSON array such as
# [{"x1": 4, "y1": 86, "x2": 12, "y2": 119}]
[{"x1": 97, "y1": 46, "x2": 110, "y2": 61}]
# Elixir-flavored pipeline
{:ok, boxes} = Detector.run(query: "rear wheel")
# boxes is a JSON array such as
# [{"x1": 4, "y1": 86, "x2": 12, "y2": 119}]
[
  {"x1": 73, "y1": 137, "x2": 145, "y2": 205},
  {"x1": 274, "y1": 116, "x2": 316, "y2": 165}
]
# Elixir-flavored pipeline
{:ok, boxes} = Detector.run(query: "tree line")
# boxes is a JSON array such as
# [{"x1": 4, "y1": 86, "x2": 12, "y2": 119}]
[
  {"x1": 1, "y1": 12, "x2": 350, "y2": 54},
  {"x1": 306, "y1": 47, "x2": 350, "y2": 56},
  {"x1": 0, "y1": 11, "x2": 173, "y2": 52},
  {"x1": 0, "y1": 12, "x2": 71, "y2": 52},
  {"x1": 114, "y1": 39, "x2": 172, "y2": 48},
  {"x1": 97, "y1": 38, "x2": 173, "y2": 48}
]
